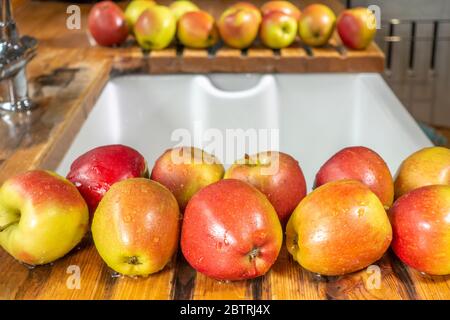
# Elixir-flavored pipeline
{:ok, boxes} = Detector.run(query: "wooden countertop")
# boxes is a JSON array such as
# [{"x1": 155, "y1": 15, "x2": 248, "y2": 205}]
[{"x1": 0, "y1": 1, "x2": 448, "y2": 300}]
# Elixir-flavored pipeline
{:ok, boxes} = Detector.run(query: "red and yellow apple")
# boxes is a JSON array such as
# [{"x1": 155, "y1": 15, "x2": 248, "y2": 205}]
[
  {"x1": 229, "y1": 2, "x2": 262, "y2": 24},
  {"x1": 218, "y1": 4, "x2": 261, "y2": 49},
  {"x1": 390, "y1": 185, "x2": 450, "y2": 275},
  {"x1": 314, "y1": 146, "x2": 394, "y2": 208},
  {"x1": 261, "y1": 1, "x2": 301, "y2": 20},
  {"x1": 124, "y1": 0, "x2": 155, "y2": 32},
  {"x1": 260, "y1": 11, "x2": 298, "y2": 49},
  {"x1": 298, "y1": 4, "x2": 336, "y2": 47},
  {"x1": 88, "y1": 1, "x2": 129, "y2": 47},
  {"x1": 134, "y1": 5, "x2": 176, "y2": 50},
  {"x1": 337, "y1": 7, "x2": 376, "y2": 50},
  {"x1": 66, "y1": 144, "x2": 148, "y2": 218},
  {"x1": 0, "y1": 170, "x2": 89, "y2": 265},
  {"x1": 169, "y1": 0, "x2": 199, "y2": 21},
  {"x1": 92, "y1": 178, "x2": 180, "y2": 276},
  {"x1": 177, "y1": 10, "x2": 219, "y2": 49},
  {"x1": 181, "y1": 179, "x2": 282, "y2": 280},
  {"x1": 394, "y1": 146, "x2": 450, "y2": 199},
  {"x1": 286, "y1": 180, "x2": 392, "y2": 276},
  {"x1": 150, "y1": 146, "x2": 224, "y2": 211},
  {"x1": 224, "y1": 151, "x2": 306, "y2": 225}
]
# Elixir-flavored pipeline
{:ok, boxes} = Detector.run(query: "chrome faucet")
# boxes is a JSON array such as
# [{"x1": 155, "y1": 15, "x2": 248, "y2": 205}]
[{"x1": 0, "y1": 0, "x2": 37, "y2": 111}]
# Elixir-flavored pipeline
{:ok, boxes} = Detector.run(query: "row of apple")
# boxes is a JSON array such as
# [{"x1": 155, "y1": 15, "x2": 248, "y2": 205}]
[
  {"x1": 0, "y1": 145, "x2": 449, "y2": 279},
  {"x1": 88, "y1": 0, "x2": 376, "y2": 51}
]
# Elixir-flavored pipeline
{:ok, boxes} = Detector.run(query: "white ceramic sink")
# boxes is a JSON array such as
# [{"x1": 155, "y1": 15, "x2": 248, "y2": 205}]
[{"x1": 57, "y1": 73, "x2": 432, "y2": 190}]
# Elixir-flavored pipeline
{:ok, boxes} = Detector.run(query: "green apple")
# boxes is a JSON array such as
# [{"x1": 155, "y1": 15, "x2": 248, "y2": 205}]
[
  {"x1": 260, "y1": 11, "x2": 298, "y2": 49},
  {"x1": 0, "y1": 170, "x2": 89, "y2": 265},
  {"x1": 92, "y1": 178, "x2": 180, "y2": 276},
  {"x1": 124, "y1": 0, "x2": 156, "y2": 32},
  {"x1": 134, "y1": 5, "x2": 176, "y2": 50},
  {"x1": 169, "y1": 0, "x2": 199, "y2": 21}
]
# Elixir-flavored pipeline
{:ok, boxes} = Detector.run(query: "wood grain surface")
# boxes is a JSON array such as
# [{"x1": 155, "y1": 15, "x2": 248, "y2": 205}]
[{"x1": 0, "y1": 1, "x2": 448, "y2": 300}]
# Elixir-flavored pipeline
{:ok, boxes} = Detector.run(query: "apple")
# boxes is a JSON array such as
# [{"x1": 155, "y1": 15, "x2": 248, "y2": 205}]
[
  {"x1": 337, "y1": 7, "x2": 377, "y2": 50},
  {"x1": 314, "y1": 146, "x2": 394, "y2": 208},
  {"x1": 0, "y1": 170, "x2": 89, "y2": 265},
  {"x1": 390, "y1": 185, "x2": 450, "y2": 275},
  {"x1": 229, "y1": 2, "x2": 262, "y2": 25},
  {"x1": 298, "y1": 4, "x2": 336, "y2": 47},
  {"x1": 286, "y1": 180, "x2": 392, "y2": 276},
  {"x1": 92, "y1": 178, "x2": 180, "y2": 276},
  {"x1": 177, "y1": 10, "x2": 219, "y2": 49},
  {"x1": 224, "y1": 151, "x2": 306, "y2": 225},
  {"x1": 134, "y1": 5, "x2": 176, "y2": 50},
  {"x1": 181, "y1": 179, "x2": 282, "y2": 280},
  {"x1": 66, "y1": 144, "x2": 148, "y2": 219},
  {"x1": 169, "y1": 0, "x2": 199, "y2": 21},
  {"x1": 218, "y1": 4, "x2": 261, "y2": 49},
  {"x1": 261, "y1": 1, "x2": 301, "y2": 20},
  {"x1": 151, "y1": 147, "x2": 224, "y2": 211},
  {"x1": 124, "y1": 0, "x2": 155, "y2": 32},
  {"x1": 88, "y1": 1, "x2": 129, "y2": 47},
  {"x1": 394, "y1": 146, "x2": 450, "y2": 199},
  {"x1": 260, "y1": 11, "x2": 298, "y2": 49}
]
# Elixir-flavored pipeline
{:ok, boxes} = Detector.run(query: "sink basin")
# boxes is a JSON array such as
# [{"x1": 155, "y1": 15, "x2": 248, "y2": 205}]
[{"x1": 57, "y1": 73, "x2": 432, "y2": 190}]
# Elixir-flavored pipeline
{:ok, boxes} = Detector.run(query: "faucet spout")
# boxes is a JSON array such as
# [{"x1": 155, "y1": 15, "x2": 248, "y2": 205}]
[{"x1": 0, "y1": 0, "x2": 37, "y2": 112}]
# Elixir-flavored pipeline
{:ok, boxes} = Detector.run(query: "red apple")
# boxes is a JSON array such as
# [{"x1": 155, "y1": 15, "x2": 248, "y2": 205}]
[
  {"x1": 260, "y1": 11, "x2": 298, "y2": 49},
  {"x1": 394, "y1": 146, "x2": 450, "y2": 199},
  {"x1": 298, "y1": 4, "x2": 336, "y2": 47},
  {"x1": 261, "y1": 1, "x2": 301, "y2": 20},
  {"x1": 150, "y1": 147, "x2": 224, "y2": 211},
  {"x1": 92, "y1": 178, "x2": 180, "y2": 276},
  {"x1": 224, "y1": 151, "x2": 306, "y2": 225},
  {"x1": 177, "y1": 10, "x2": 219, "y2": 49},
  {"x1": 286, "y1": 180, "x2": 392, "y2": 276},
  {"x1": 337, "y1": 7, "x2": 376, "y2": 50},
  {"x1": 314, "y1": 146, "x2": 394, "y2": 208},
  {"x1": 218, "y1": 4, "x2": 261, "y2": 49},
  {"x1": 88, "y1": 1, "x2": 129, "y2": 47},
  {"x1": 181, "y1": 179, "x2": 282, "y2": 280},
  {"x1": 66, "y1": 144, "x2": 148, "y2": 218},
  {"x1": 0, "y1": 170, "x2": 89, "y2": 265},
  {"x1": 390, "y1": 185, "x2": 450, "y2": 275}
]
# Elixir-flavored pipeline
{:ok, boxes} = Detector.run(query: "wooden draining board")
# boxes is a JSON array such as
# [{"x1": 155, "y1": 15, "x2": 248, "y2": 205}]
[
  {"x1": 109, "y1": 41, "x2": 384, "y2": 74},
  {"x1": 1, "y1": 1, "x2": 448, "y2": 300}
]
